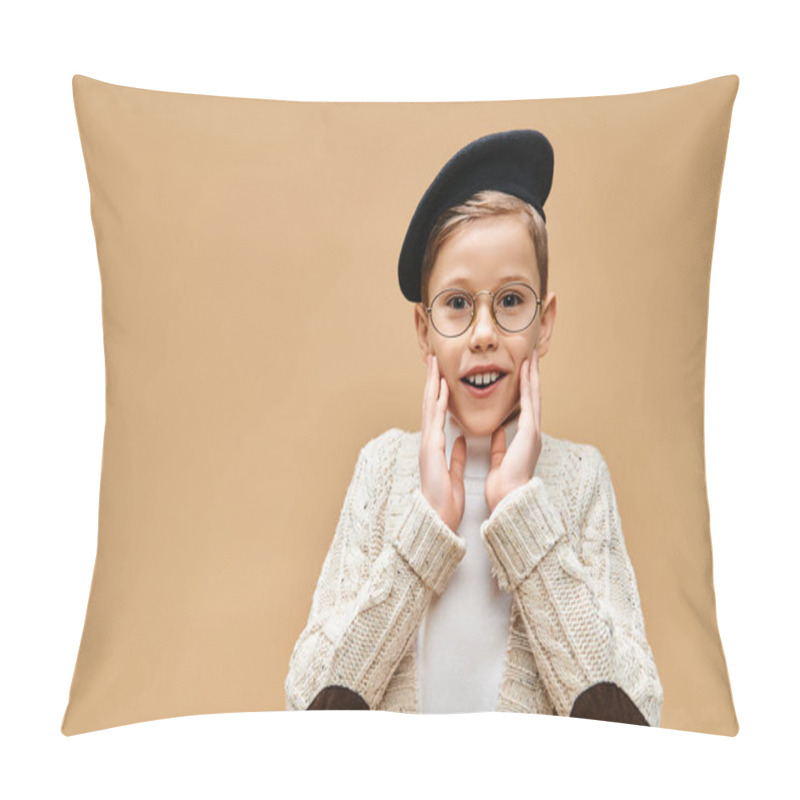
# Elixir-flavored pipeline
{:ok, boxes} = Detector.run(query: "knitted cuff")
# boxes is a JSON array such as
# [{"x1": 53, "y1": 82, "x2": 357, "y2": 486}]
[
  {"x1": 480, "y1": 477, "x2": 565, "y2": 592},
  {"x1": 393, "y1": 487, "x2": 466, "y2": 595}
]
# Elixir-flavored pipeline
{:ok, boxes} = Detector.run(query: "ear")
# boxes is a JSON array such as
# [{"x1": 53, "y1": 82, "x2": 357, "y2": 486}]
[
  {"x1": 537, "y1": 292, "x2": 557, "y2": 357},
  {"x1": 414, "y1": 303, "x2": 434, "y2": 362}
]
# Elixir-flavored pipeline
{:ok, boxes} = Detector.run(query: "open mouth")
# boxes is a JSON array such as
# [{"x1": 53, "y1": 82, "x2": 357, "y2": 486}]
[{"x1": 461, "y1": 372, "x2": 507, "y2": 395}]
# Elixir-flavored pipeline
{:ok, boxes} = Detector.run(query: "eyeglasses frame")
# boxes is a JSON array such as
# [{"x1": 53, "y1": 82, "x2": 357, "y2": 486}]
[{"x1": 423, "y1": 281, "x2": 543, "y2": 338}]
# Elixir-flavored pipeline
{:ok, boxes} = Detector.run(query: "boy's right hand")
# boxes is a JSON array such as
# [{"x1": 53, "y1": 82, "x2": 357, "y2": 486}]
[{"x1": 419, "y1": 354, "x2": 466, "y2": 534}]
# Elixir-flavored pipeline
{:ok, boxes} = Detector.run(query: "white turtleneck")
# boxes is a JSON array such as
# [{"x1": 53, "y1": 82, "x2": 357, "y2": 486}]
[{"x1": 415, "y1": 408, "x2": 520, "y2": 713}]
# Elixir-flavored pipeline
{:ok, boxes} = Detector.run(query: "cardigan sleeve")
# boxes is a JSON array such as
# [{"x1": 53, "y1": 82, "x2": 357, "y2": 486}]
[
  {"x1": 285, "y1": 434, "x2": 466, "y2": 711},
  {"x1": 479, "y1": 450, "x2": 664, "y2": 727}
]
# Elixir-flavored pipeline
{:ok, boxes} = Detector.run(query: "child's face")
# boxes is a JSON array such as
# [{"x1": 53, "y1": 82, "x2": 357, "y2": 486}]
[{"x1": 414, "y1": 214, "x2": 557, "y2": 438}]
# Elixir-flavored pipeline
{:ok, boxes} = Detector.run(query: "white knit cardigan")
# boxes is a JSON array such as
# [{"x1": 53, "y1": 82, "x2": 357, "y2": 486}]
[{"x1": 285, "y1": 427, "x2": 663, "y2": 726}]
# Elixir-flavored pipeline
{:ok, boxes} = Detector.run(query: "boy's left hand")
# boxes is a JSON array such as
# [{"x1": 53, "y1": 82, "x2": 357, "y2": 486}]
[{"x1": 485, "y1": 349, "x2": 543, "y2": 515}]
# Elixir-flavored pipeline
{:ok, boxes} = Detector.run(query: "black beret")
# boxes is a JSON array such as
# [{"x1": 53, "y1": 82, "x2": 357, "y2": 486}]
[{"x1": 398, "y1": 129, "x2": 554, "y2": 303}]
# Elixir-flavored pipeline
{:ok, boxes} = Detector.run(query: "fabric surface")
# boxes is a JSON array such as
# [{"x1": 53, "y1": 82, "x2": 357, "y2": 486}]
[
  {"x1": 286, "y1": 426, "x2": 664, "y2": 726},
  {"x1": 62, "y1": 74, "x2": 739, "y2": 736}
]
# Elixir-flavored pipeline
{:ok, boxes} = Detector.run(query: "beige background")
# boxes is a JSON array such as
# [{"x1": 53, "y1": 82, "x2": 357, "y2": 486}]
[{"x1": 62, "y1": 74, "x2": 738, "y2": 735}]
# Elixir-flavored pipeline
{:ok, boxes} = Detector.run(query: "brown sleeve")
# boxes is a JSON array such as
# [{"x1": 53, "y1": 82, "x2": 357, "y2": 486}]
[
  {"x1": 570, "y1": 682, "x2": 649, "y2": 725},
  {"x1": 307, "y1": 685, "x2": 370, "y2": 710}
]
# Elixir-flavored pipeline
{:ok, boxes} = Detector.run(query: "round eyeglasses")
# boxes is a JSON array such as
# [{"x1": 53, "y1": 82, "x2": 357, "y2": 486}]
[{"x1": 425, "y1": 282, "x2": 542, "y2": 338}]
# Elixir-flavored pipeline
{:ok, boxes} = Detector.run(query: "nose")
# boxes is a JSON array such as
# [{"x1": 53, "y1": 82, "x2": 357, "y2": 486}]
[{"x1": 468, "y1": 295, "x2": 499, "y2": 349}]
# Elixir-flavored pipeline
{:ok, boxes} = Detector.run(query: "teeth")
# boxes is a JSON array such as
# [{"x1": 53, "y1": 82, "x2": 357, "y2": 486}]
[{"x1": 466, "y1": 371, "x2": 499, "y2": 387}]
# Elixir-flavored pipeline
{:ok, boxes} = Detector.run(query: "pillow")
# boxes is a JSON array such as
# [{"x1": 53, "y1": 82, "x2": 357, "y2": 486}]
[{"x1": 62, "y1": 74, "x2": 739, "y2": 736}]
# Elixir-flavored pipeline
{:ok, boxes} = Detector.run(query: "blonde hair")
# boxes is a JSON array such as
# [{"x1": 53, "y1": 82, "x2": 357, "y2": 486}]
[{"x1": 419, "y1": 189, "x2": 548, "y2": 308}]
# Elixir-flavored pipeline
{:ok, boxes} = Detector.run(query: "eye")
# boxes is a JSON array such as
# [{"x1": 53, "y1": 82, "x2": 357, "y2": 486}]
[
  {"x1": 498, "y1": 291, "x2": 523, "y2": 308},
  {"x1": 445, "y1": 293, "x2": 470, "y2": 311}
]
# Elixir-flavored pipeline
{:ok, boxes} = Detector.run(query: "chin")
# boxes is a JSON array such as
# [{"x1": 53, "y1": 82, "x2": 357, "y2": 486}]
[{"x1": 457, "y1": 406, "x2": 514, "y2": 438}]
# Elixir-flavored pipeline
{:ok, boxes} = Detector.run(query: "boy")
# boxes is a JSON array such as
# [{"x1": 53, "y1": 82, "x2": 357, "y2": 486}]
[{"x1": 285, "y1": 130, "x2": 663, "y2": 726}]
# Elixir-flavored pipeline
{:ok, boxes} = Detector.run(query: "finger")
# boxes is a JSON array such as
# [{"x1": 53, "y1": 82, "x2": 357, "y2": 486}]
[
  {"x1": 436, "y1": 373, "x2": 448, "y2": 429},
  {"x1": 531, "y1": 350, "x2": 541, "y2": 431},
  {"x1": 422, "y1": 353, "x2": 434, "y2": 425},
  {"x1": 519, "y1": 357, "x2": 531, "y2": 427},
  {"x1": 449, "y1": 434, "x2": 466, "y2": 484},
  {"x1": 489, "y1": 426, "x2": 506, "y2": 469},
  {"x1": 432, "y1": 355, "x2": 444, "y2": 414}
]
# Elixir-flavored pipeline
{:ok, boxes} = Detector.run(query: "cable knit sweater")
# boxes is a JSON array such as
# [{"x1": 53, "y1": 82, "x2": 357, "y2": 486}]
[{"x1": 285, "y1": 425, "x2": 663, "y2": 726}]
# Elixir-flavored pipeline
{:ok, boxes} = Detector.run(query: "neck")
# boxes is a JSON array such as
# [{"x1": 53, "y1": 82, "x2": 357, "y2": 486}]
[{"x1": 443, "y1": 409, "x2": 521, "y2": 478}]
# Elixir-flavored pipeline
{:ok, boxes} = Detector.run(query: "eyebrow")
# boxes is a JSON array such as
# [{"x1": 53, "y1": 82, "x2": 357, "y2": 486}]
[{"x1": 443, "y1": 273, "x2": 532, "y2": 288}]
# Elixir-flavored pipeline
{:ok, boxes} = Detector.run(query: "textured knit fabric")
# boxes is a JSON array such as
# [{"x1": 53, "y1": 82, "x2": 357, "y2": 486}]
[
  {"x1": 285, "y1": 424, "x2": 664, "y2": 726},
  {"x1": 416, "y1": 410, "x2": 518, "y2": 713}
]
